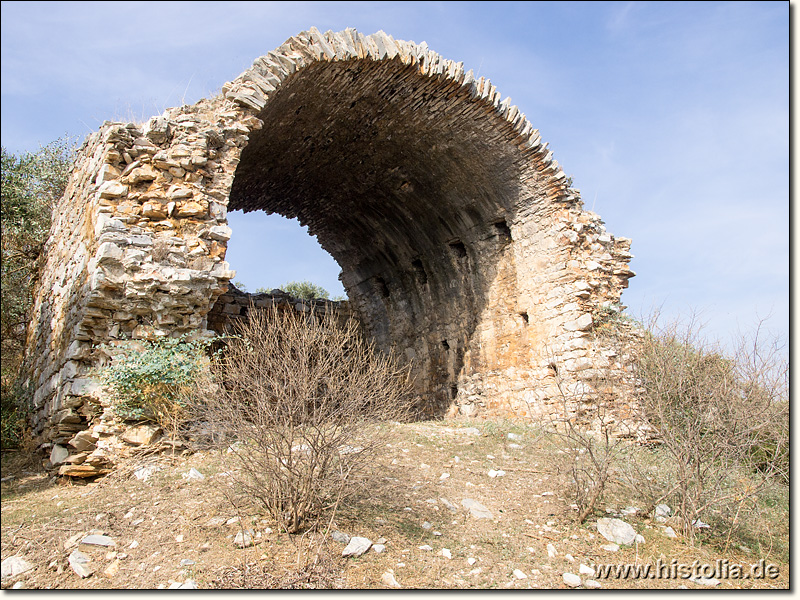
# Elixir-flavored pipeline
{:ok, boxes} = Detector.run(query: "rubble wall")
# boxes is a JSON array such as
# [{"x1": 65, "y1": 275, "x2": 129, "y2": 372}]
[{"x1": 23, "y1": 27, "x2": 635, "y2": 469}]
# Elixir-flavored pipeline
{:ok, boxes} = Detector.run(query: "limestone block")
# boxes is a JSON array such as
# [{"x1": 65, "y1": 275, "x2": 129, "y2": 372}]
[
  {"x1": 98, "y1": 181, "x2": 128, "y2": 199},
  {"x1": 564, "y1": 314, "x2": 593, "y2": 331},
  {"x1": 121, "y1": 424, "x2": 162, "y2": 445}
]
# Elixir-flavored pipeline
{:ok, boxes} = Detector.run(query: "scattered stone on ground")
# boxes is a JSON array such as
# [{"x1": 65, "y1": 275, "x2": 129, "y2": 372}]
[
  {"x1": 513, "y1": 569, "x2": 528, "y2": 579},
  {"x1": 372, "y1": 544, "x2": 386, "y2": 554},
  {"x1": 579, "y1": 564, "x2": 595, "y2": 576},
  {"x1": 600, "y1": 543, "x2": 619, "y2": 552},
  {"x1": 68, "y1": 550, "x2": 93, "y2": 578},
  {"x1": 1, "y1": 556, "x2": 35, "y2": 580},
  {"x1": 80, "y1": 534, "x2": 116, "y2": 548},
  {"x1": 183, "y1": 468, "x2": 204, "y2": 480},
  {"x1": 596, "y1": 518, "x2": 637, "y2": 546},
  {"x1": 462, "y1": 498, "x2": 493, "y2": 519},
  {"x1": 547, "y1": 543, "x2": 557, "y2": 558},
  {"x1": 342, "y1": 537, "x2": 372, "y2": 557},
  {"x1": 233, "y1": 530, "x2": 255, "y2": 548},
  {"x1": 563, "y1": 572, "x2": 582, "y2": 587},
  {"x1": 381, "y1": 570, "x2": 402, "y2": 588},
  {"x1": 441, "y1": 549, "x2": 452, "y2": 559},
  {"x1": 585, "y1": 579, "x2": 602, "y2": 589},
  {"x1": 663, "y1": 526, "x2": 678, "y2": 539},
  {"x1": 331, "y1": 531, "x2": 350, "y2": 544}
]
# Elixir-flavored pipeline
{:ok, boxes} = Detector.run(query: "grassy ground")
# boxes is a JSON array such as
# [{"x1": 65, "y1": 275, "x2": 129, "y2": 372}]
[{"x1": 0, "y1": 419, "x2": 789, "y2": 589}]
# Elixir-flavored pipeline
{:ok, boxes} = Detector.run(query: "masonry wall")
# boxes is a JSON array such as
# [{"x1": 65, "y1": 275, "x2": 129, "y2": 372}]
[{"x1": 23, "y1": 27, "x2": 635, "y2": 474}]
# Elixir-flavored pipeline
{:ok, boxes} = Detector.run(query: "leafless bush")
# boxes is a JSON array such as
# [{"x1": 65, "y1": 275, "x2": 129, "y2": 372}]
[
  {"x1": 545, "y1": 371, "x2": 625, "y2": 524},
  {"x1": 634, "y1": 313, "x2": 789, "y2": 541},
  {"x1": 202, "y1": 304, "x2": 413, "y2": 533}
]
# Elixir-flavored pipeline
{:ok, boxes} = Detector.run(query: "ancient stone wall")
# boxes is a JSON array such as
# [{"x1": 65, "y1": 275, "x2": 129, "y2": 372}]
[{"x1": 23, "y1": 27, "x2": 635, "y2": 470}]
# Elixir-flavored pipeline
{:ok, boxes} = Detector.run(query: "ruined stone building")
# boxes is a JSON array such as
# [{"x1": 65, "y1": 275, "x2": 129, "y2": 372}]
[{"x1": 21, "y1": 28, "x2": 635, "y2": 474}]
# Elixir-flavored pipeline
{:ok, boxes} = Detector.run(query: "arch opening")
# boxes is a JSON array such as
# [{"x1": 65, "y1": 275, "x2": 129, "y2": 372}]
[{"x1": 228, "y1": 56, "x2": 525, "y2": 414}]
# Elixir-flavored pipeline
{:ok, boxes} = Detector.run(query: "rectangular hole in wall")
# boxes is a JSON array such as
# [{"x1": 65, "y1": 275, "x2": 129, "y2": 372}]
[{"x1": 412, "y1": 259, "x2": 428, "y2": 285}]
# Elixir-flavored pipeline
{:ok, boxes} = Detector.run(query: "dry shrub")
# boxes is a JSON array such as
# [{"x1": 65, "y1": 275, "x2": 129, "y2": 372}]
[
  {"x1": 543, "y1": 368, "x2": 625, "y2": 524},
  {"x1": 203, "y1": 304, "x2": 412, "y2": 533},
  {"x1": 634, "y1": 313, "x2": 789, "y2": 541}
]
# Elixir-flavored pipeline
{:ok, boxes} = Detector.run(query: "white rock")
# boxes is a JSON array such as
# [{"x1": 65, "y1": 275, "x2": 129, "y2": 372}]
[
  {"x1": 487, "y1": 469, "x2": 506, "y2": 478},
  {"x1": 579, "y1": 564, "x2": 596, "y2": 576},
  {"x1": 513, "y1": 568, "x2": 528, "y2": 579},
  {"x1": 654, "y1": 504, "x2": 671, "y2": 518},
  {"x1": 462, "y1": 498, "x2": 493, "y2": 519},
  {"x1": 563, "y1": 572, "x2": 582, "y2": 587},
  {"x1": 381, "y1": 570, "x2": 402, "y2": 588},
  {"x1": 439, "y1": 472, "x2": 450, "y2": 481},
  {"x1": 634, "y1": 534, "x2": 645, "y2": 544},
  {"x1": 596, "y1": 518, "x2": 637, "y2": 546},
  {"x1": 184, "y1": 468, "x2": 204, "y2": 480},
  {"x1": 81, "y1": 534, "x2": 116, "y2": 547},
  {"x1": 441, "y1": 548, "x2": 452, "y2": 559},
  {"x1": 467, "y1": 557, "x2": 477, "y2": 566},
  {"x1": 133, "y1": 465, "x2": 160, "y2": 481},
  {"x1": 372, "y1": 544, "x2": 386, "y2": 554},
  {"x1": 342, "y1": 537, "x2": 372, "y2": 557},
  {"x1": 418, "y1": 544, "x2": 433, "y2": 551},
  {"x1": 422, "y1": 521, "x2": 433, "y2": 530},
  {"x1": 600, "y1": 543, "x2": 619, "y2": 552},
  {"x1": 663, "y1": 526, "x2": 678, "y2": 539},
  {"x1": 1, "y1": 556, "x2": 34, "y2": 579},
  {"x1": 585, "y1": 579, "x2": 602, "y2": 588},
  {"x1": 507, "y1": 433, "x2": 522, "y2": 440},
  {"x1": 233, "y1": 530, "x2": 255, "y2": 548},
  {"x1": 68, "y1": 549, "x2": 93, "y2": 578},
  {"x1": 547, "y1": 543, "x2": 557, "y2": 558},
  {"x1": 565, "y1": 553, "x2": 575, "y2": 562}
]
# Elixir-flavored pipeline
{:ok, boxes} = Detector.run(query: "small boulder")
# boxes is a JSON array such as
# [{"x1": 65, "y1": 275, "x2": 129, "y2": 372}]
[
  {"x1": 462, "y1": 498, "x2": 493, "y2": 519},
  {"x1": 563, "y1": 572, "x2": 582, "y2": 587},
  {"x1": 1, "y1": 556, "x2": 34, "y2": 580},
  {"x1": 68, "y1": 550, "x2": 93, "y2": 578},
  {"x1": 122, "y1": 424, "x2": 162, "y2": 446},
  {"x1": 50, "y1": 444, "x2": 70, "y2": 466},
  {"x1": 342, "y1": 537, "x2": 372, "y2": 557},
  {"x1": 596, "y1": 518, "x2": 637, "y2": 546}
]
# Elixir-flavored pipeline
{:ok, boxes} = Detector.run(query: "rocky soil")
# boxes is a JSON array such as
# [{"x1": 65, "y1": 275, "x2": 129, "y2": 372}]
[{"x1": 1, "y1": 420, "x2": 789, "y2": 589}]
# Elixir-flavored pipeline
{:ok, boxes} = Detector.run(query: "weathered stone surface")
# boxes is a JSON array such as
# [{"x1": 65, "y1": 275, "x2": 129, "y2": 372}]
[
  {"x1": 68, "y1": 549, "x2": 93, "y2": 578},
  {"x1": 50, "y1": 444, "x2": 70, "y2": 466},
  {"x1": 1, "y1": 556, "x2": 34, "y2": 580},
  {"x1": 22, "y1": 27, "x2": 637, "y2": 471},
  {"x1": 596, "y1": 518, "x2": 637, "y2": 546},
  {"x1": 121, "y1": 424, "x2": 162, "y2": 445},
  {"x1": 462, "y1": 498, "x2": 493, "y2": 519},
  {"x1": 342, "y1": 536, "x2": 372, "y2": 557}
]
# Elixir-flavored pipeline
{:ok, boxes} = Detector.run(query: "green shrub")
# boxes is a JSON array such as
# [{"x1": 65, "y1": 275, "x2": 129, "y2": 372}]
[
  {"x1": 279, "y1": 281, "x2": 330, "y2": 300},
  {"x1": 98, "y1": 336, "x2": 210, "y2": 425}
]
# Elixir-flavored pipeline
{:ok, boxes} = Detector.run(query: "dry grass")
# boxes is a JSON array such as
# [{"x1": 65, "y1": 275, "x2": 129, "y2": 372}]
[{"x1": 1, "y1": 419, "x2": 789, "y2": 589}]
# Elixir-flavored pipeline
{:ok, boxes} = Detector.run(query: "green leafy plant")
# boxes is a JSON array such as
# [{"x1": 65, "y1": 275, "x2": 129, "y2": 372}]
[
  {"x1": 98, "y1": 336, "x2": 211, "y2": 425},
  {"x1": 278, "y1": 281, "x2": 330, "y2": 300},
  {"x1": 1, "y1": 138, "x2": 75, "y2": 448}
]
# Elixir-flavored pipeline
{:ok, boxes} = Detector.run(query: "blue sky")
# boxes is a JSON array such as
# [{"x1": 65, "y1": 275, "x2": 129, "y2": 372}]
[{"x1": 1, "y1": 1, "x2": 789, "y2": 349}]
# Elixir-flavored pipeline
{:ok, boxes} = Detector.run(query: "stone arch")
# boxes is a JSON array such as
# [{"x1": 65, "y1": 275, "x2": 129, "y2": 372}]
[{"x1": 23, "y1": 28, "x2": 635, "y2": 451}]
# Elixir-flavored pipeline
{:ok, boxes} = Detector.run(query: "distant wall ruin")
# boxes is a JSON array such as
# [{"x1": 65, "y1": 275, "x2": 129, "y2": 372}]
[{"x1": 23, "y1": 28, "x2": 635, "y2": 465}]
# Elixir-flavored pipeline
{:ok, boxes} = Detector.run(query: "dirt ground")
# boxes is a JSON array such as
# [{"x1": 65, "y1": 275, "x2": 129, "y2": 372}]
[{"x1": 1, "y1": 419, "x2": 790, "y2": 589}]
